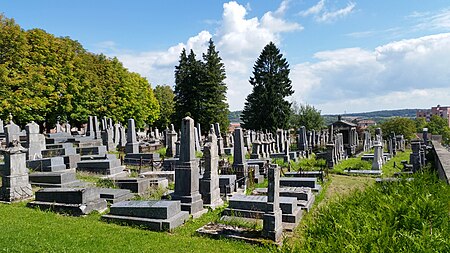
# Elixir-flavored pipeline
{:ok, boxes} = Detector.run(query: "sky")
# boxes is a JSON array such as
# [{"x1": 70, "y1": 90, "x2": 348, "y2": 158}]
[{"x1": 2, "y1": 0, "x2": 450, "y2": 114}]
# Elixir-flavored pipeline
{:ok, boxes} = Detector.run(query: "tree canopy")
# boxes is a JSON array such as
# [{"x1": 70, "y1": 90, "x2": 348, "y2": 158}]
[
  {"x1": 241, "y1": 42, "x2": 294, "y2": 132},
  {"x1": 173, "y1": 39, "x2": 229, "y2": 134},
  {"x1": 290, "y1": 102, "x2": 324, "y2": 131},
  {"x1": 380, "y1": 117, "x2": 416, "y2": 140},
  {"x1": 0, "y1": 15, "x2": 159, "y2": 129},
  {"x1": 153, "y1": 85, "x2": 175, "y2": 130}
]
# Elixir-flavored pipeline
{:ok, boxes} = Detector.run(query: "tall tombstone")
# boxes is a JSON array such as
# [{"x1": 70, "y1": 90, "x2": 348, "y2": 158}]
[
  {"x1": 0, "y1": 141, "x2": 33, "y2": 202},
  {"x1": 283, "y1": 138, "x2": 290, "y2": 163},
  {"x1": 119, "y1": 125, "x2": 127, "y2": 147},
  {"x1": 326, "y1": 142, "x2": 335, "y2": 168},
  {"x1": 65, "y1": 121, "x2": 71, "y2": 134},
  {"x1": 423, "y1": 128, "x2": 429, "y2": 145},
  {"x1": 172, "y1": 116, "x2": 206, "y2": 217},
  {"x1": 196, "y1": 123, "x2": 202, "y2": 146},
  {"x1": 154, "y1": 127, "x2": 160, "y2": 140},
  {"x1": 108, "y1": 118, "x2": 113, "y2": 129},
  {"x1": 194, "y1": 127, "x2": 201, "y2": 152},
  {"x1": 232, "y1": 127, "x2": 248, "y2": 188},
  {"x1": 297, "y1": 126, "x2": 308, "y2": 151},
  {"x1": 102, "y1": 128, "x2": 115, "y2": 151},
  {"x1": 55, "y1": 121, "x2": 62, "y2": 133},
  {"x1": 101, "y1": 117, "x2": 107, "y2": 131},
  {"x1": 86, "y1": 116, "x2": 94, "y2": 137},
  {"x1": 0, "y1": 119, "x2": 4, "y2": 134},
  {"x1": 166, "y1": 124, "x2": 177, "y2": 157},
  {"x1": 113, "y1": 123, "x2": 120, "y2": 146},
  {"x1": 199, "y1": 126, "x2": 224, "y2": 208},
  {"x1": 25, "y1": 121, "x2": 45, "y2": 160},
  {"x1": 262, "y1": 164, "x2": 283, "y2": 242},
  {"x1": 372, "y1": 142, "x2": 383, "y2": 170},
  {"x1": 125, "y1": 118, "x2": 139, "y2": 154},
  {"x1": 4, "y1": 121, "x2": 20, "y2": 146},
  {"x1": 93, "y1": 116, "x2": 101, "y2": 139},
  {"x1": 214, "y1": 123, "x2": 224, "y2": 156}
]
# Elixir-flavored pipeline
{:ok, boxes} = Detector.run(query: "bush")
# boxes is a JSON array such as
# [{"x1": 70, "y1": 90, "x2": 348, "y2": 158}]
[{"x1": 297, "y1": 170, "x2": 450, "y2": 252}]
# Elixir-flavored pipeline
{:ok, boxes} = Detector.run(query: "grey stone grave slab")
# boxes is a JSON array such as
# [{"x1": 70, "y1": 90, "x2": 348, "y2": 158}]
[
  {"x1": 219, "y1": 174, "x2": 237, "y2": 194},
  {"x1": 115, "y1": 178, "x2": 150, "y2": 194},
  {"x1": 253, "y1": 187, "x2": 315, "y2": 211},
  {"x1": 101, "y1": 200, "x2": 189, "y2": 231},
  {"x1": 140, "y1": 171, "x2": 175, "y2": 182},
  {"x1": 279, "y1": 177, "x2": 321, "y2": 192},
  {"x1": 29, "y1": 169, "x2": 85, "y2": 188},
  {"x1": 27, "y1": 157, "x2": 66, "y2": 172},
  {"x1": 98, "y1": 188, "x2": 134, "y2": 203},
  {"x1": 27, "y1": 188, "x2": 107, "y2": 215}
]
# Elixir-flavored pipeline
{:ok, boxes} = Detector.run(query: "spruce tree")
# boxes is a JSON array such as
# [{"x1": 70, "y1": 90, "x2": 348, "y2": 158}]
[
  {"x1": 241, "y1": 42, "x2": 294, "y2": 132},
  {"x1": 201, "y1": 39, "x2": 229, "y2": 134},
  {"x1": 173, "y1": 40, "x2": 229, "y2": 133}
]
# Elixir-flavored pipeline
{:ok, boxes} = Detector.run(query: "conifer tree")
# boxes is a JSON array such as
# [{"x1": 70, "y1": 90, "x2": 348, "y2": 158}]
[{"x1": 241, "y1": 42, "x2": 294, "y2": 132}]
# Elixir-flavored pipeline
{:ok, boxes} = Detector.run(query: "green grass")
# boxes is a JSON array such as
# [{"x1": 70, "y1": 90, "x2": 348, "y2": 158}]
[
  {"x1": 0, "y1": 202, "x2": 272, "y2": 252},
  {"x1": 295, "y1": 169, "x2": 450, "y2": 252},
  {"x1": 332, "y1": 158, "x2": 372, "y2": 174},
  {"x1": 381, "y1": 149, "x2": 412, "y2": 177}
]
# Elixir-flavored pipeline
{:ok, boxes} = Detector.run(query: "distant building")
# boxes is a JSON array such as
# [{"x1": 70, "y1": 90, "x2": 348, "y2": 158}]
[
  {"x1": 416, "y1": 105, "x2": 450, "y2": 127},
  {"x1": 356, "y1": 119, "x2": 376, "y2": 129},
  {"x1": 228, "y1": 123, "x2": 241, "y2": 133}
]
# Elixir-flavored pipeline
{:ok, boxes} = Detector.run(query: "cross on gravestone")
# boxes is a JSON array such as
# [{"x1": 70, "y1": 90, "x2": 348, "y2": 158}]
[
  {"x1": 0, "y1": 141, "x2": 33, "y2": 202},
  {"x1": 262, "y1": 164, "x2": 283, "y2": 242}
]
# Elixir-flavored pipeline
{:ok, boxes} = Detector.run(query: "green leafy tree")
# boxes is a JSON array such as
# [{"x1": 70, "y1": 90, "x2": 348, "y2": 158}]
[
  {"x1": 290, "y1": 101, "x2": 324, "y2": 131},
  {"x1": 427, "y1": 115, "x2": 450, "y2": 144},
  {"x1": 380, "y1": 117, "x2": 416, "y2": 140},
  {"x1": 154, "y1": 85, "x2": 175, "y2": 129},
  {"x1": 414, "y1": 117, "x2": 427, "y2": 133},
  {"x1": 241, "y1": 42, "x2": 294, "y2": 132},
  {"x1": 0, "y1": 15, "x2": 159, "y2": 130}
]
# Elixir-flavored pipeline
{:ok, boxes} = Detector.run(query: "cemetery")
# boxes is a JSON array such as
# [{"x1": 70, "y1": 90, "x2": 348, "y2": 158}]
[
  {"x1": 1, "y1": 8, "x2": 450, "y2": 252},
  {"x1": 0, "y1": 109, "x2": 449, "y2": 252}
]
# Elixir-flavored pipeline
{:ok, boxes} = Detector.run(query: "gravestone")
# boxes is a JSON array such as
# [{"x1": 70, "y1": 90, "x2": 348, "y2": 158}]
[
  {"x1": 166, "y1": 124, "x2": 177, "y2": 157},
  {"x1": 28, "y1": 188, "x2": 107, "y2": 215},
  {"x1": 194, "y1": 127, "x2": 201, "y2": 152},
  {"x1": 114, "y1": 123, "x2": 120, "y2": 147},
  {"x1": 262, "y1": 164, "x2": 283, "y2": 242},
  {"x1": 297, "y1": 126, "x2": 308, "y2": 152},
  {"x1": 119, "y1": 124, "x2": 127, "y2": 147},
  {"x1": 199, "y1": 126, "x2": 223, "y2": 209},
  {"x1": 25, "y1": 121, "x2": 45, "y2": 160},
  {"x1": 102, "y1": 128, "x2": 115, "y2": 151},
  {"x1": 65, "y1": 121, "x2": 71, "y2": 134},
  {"x1": 4, "y1": 121, "x2": 20, "y2": 146},
  {"x1": 0, "y1": 119, "x2": 3, "y2": 134},
  {"x1": 372, "y1": 142, "x2": 383, "y2": 170},
  {"x1": 171, "y1": 117, "x2": 206, "y2": 218},
  {"x1": 102, "y1": 200, "x2": 189, "y2": 231},
  {"x1": 86, "y1": 116, "x2": 94, "y2": 137},
  {"x1": 125, "y1": 118, "x2": 139, "y2": 154},
  {"x1": 0, "y1": 141, "x2": 33, "y2": 202},
  {"x1": 232, "y1": 127, "x2": 248, "y2": 188},
  {"x1": 93, "y1": 116, "x2": 101, "y2": 139},
  {"x1": 214, "y1": 123, "x2": 224, "y2": 156}
]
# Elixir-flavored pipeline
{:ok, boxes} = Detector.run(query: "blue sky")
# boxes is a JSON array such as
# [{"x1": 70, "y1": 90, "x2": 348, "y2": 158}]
[{"x1": 2, "y1": 0, "x2": 450, "y2": 114}]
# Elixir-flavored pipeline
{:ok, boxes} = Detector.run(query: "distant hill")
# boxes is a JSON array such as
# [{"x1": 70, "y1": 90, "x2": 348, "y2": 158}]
[
  {"x1": 323, "y1": 109, "x2": 420, "y2": 124},
  {"x1": 228, "y1": 110, "x2": 242, "y2": 123},
  {"x1": 229, "y1": 109, "x2": 421, "y2": 125}
]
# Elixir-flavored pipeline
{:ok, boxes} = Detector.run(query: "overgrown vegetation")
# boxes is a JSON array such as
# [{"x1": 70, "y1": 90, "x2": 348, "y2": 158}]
[{"x1": 296, "y1": 170, "x2": 450, "y2": 252}]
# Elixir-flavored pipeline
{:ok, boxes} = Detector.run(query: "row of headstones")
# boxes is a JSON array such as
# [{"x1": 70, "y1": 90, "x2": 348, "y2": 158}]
[
  {"x1": 249, "y1": 130, "x2": 290, "y2": 159},
  {"x1": 85, "y1": 116, "x2": 127, "y2": 151},
  {"x1": 325, "y1": 126, "x2": 346, "y2": 168},
  {"x1": 409, "y1": 128, "x2": 429, "y2": 172},
  {"x1": 297, "y1": 126, "x2": 331, "y2": 153},
  {"x1": 164, "y1": 122, "x2": 225, "y2": 158}
]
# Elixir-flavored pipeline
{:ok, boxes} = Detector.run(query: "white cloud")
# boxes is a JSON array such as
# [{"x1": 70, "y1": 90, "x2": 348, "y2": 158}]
[
  {"x1": 96, "y1": 1, "x2": 302, "y2": 111},
  {"x1": 410, "y1": 8, "x2": 450, "y2": 31},
  {"x1": 299, "y1": 0, "x2": 355, "y2": 23},
  {"x1": 290, "y1": 33, "x2": 450, "y2": 113},
  {"x1": 299, "y1": 0, "x2": 325, "y2": 17}
]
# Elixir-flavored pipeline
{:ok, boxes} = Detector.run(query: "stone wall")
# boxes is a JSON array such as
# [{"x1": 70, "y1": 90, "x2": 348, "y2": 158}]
[{"x1": 430, "y1": 140, "x2": 450, "y2": 184}]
